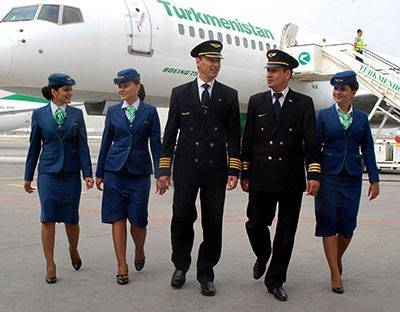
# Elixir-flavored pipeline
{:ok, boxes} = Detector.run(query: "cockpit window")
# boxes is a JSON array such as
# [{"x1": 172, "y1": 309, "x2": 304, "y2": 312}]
[
  {"x1": 38, "y1": 5, "x2": 60, "y2": 24},
  {"x1": 62, "y1": 6, "x2": 83, "y2": 24},
  {"x1": 2, "y1": 5, "x2": 39, "y2": 22}
]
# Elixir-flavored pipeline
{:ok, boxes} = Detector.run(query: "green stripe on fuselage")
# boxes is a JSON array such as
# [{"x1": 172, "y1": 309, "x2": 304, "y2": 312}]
[{"x1": 1, "y1": 94, "x2": 48, "y2": 103}]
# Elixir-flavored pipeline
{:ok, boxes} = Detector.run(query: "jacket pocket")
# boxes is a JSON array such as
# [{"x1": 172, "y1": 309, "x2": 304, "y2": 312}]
[{"x1": 40, "y1": 151, "x2": 53, "y2": 160}]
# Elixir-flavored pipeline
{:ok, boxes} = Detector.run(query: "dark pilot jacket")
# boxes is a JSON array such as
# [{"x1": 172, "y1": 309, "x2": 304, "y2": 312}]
[
  {"x1": 159, "y1": 79, "x2": 241, "y2": 186},
  {"x1": 241, "y1": 89, "x2": 320, "y2": 193}
]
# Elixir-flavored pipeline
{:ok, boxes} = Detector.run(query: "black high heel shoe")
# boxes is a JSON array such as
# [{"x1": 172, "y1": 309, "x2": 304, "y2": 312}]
[
  {"x1": 71, "y1": 259, "x2": 82, "y2": 271},
  {"x1": 332, "y1": 287, "x2": 344, "y2": 294},
  {"x1": 134, "y1": 257, "x2": 145, "y2": 271}
]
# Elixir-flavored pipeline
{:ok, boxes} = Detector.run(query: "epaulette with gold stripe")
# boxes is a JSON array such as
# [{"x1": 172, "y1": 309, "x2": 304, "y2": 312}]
[
  {"x1": 229, "y1": 158, "x2": 242, "y2": 170},
  {"x1": 159, "y1": 157, "x2": 171, "y2": 169},
  {"x1": 242, "y1": 161, "x2": 250, "y2": 171},
  {"x1": 308, "y1": 163, "x2": 321, "y2": 173}
]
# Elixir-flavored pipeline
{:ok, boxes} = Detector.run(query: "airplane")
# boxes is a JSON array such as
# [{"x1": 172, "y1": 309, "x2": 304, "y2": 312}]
[
  {"x1": 0, "y1": 0, "x2": 342, "y2": 111},
  {"x1": 0, "y1": 0, "x2": 397, "y2": 124},
  {"x1": 0, "y1": 90, "x2": 47, "y2": 132}
]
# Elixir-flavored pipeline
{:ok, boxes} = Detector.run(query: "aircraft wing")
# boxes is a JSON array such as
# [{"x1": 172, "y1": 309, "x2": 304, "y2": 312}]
[{"x1": 0, "y1": 102, "x2": 83, "y2": 115}]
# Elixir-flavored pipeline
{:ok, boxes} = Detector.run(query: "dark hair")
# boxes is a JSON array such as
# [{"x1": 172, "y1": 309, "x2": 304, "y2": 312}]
[
  {"x1": 41, "y1": 85, "x2": 62, "y2": 100},
  {"x1": 357, "y1": 29, "x2": 362, "y2": 33},
  {"x1": 348, "y1": 82, "x2": 359, "y2": 92},
  {"x1": 138, "y1": 83, "x2": 145, "y2": 101}
]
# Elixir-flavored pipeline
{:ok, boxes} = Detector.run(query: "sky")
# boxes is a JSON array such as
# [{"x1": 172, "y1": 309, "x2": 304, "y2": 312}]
[{"x1": 1, "y1": 0, "x2": 399, "y2": 57}]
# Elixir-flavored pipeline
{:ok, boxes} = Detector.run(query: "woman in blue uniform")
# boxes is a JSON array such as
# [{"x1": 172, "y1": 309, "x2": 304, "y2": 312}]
[
  {"x1": 96, "y1": 68, "x2": 161, "y2": 285},
  {"x1": 24, "y1": 73, "x2": 93, "y2": 284},
  {"x1": 315, "y1": 70, "x2": 380, "y2": 294}
]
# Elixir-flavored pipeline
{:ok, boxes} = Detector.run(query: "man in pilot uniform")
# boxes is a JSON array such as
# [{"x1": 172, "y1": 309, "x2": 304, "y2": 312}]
[
  {"x1": 157, "y1": 40, "x2": 241, "y2": 296},
  {"x1": 240, "y1": 50, "x2": 320, "y2": 301}
]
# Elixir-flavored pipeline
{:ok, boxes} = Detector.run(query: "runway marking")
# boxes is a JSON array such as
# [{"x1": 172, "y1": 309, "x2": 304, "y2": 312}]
[
  {"x1": 6, "y1": 183, "x2": 24, "y2": 188},
  {"x1": 0, "y1": 177, "x2": 23, "y2": 181}
]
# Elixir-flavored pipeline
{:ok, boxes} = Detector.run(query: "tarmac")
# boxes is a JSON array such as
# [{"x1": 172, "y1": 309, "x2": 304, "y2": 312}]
[{"x1": 0, "y1": 136, "x2": 399, "y2": 312}]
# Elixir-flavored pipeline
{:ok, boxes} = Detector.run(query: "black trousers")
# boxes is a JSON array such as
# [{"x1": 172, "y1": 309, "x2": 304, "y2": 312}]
[
  {"x1": 355, "y1": 50, "x2": 364, "y2": 63},
  {"x1": 245, "y1": 190, "x2": 303, "y2": 289},
  {"x1": 171, "y1": 182, "x2": 226, "y2": 283}
]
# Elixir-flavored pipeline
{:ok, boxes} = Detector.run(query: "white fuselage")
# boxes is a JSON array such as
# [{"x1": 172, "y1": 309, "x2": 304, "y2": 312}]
[{"x1": 0, "y1": 0, "x2": 334, "y2": 111}]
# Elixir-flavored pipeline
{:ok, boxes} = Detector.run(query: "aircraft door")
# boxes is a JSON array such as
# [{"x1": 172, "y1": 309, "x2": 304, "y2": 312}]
[
  {"x1": 125, "y1": 0, "x2": 153, "y2": 56},
  {"x1": 279, "y1": 23, "x2": 299, "y2": 49}
]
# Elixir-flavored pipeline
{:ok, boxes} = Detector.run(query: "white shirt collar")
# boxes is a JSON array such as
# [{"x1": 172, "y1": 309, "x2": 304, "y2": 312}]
[
  {"x1": 50, "y1": 101, "x2": 67, "y2": 114},
  {"x1": 122, "y1": 98, "x2": 140, "y2": 110},
  {"x1": 271, "y1": 86, "x2": 289, "y2": 99},
  {"x1": 197, "y1": 77, "x2": 215, "y2": 90},
  {"x1": 335, "y1": 103, "x2": 353, "y2": 114}
]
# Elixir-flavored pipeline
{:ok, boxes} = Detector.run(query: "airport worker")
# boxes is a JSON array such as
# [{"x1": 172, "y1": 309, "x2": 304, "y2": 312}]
[
  {"x1": 157, "y1": 40, "x2": 241, "y2": 296},
  {"x1": 240, "y1": 50, "x2": 320, "y2": 301},
  {"x1": 95, "y1": 68, "x2": 161, "y2": 285},
  {"x1": 24, "y1": 73, "x2": 93, "y2": 284},
  {"x1": 314, "y1": 70, "x2": 379, "y2": 294},
  {"x1": 354, "y1": 29, "x2": 366, "y2": 63}
]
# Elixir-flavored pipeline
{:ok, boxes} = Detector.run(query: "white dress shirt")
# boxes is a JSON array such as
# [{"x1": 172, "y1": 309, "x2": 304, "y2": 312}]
[
  {"x1": 50, "y1": 101, "x2": 67, "y2": 115},
  {"x1": 122, "y1": 98, "x2": 140, "y2": 121},
  {"x1": 271, "y1": 86, "x2": 289, "y2": 107},
  {"x1": 335, "y1": 102, "x2": 353, "y2": 126},
  {"x1": 197, "y1": 77, "x2": 215, "y2": 103}
]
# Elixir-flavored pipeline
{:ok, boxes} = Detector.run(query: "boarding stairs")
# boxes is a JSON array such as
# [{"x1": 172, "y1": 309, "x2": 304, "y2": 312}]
[{"x1": 285, "y1": 43, "x2": 400, "y2": 139}]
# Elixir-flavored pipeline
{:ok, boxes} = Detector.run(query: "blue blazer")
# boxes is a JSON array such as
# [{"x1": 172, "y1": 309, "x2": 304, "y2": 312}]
[
  {"x1": 24, "y1": 104, "x2": 93, "y2": 181},
  {"x1": 316, "y1": 104, "x2": 379, "y2": 183},
  {"x1": 96, "y1": 101, "x2": 161, "y2": 178}
]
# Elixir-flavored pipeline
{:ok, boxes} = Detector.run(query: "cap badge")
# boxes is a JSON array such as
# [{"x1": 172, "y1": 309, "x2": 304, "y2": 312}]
[
  {"x1": 210, "y1": 43, "x2": 221, "y2": 48},
  {"x1": 268, "y1": 52, "x2": 277, "y2": 58}
]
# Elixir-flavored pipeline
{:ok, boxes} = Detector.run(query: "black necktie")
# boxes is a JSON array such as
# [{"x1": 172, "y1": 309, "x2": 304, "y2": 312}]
[
  {"x1": 273, "y1": 92, "x2": 283, "y2": 118},
  {"x1": 201, "y1": 83, "x2": 210, "y2": 107}
]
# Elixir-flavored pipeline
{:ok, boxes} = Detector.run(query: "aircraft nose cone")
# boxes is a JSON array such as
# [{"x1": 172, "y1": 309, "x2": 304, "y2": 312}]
[{"x1": 0, "y1": 34, "x2": 12, "y2": 85}]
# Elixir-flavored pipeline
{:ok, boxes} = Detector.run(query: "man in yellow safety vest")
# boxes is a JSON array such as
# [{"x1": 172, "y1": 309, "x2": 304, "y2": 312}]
[{"x1": 354, "y1": 29, "x2": 366, "y2": 63}]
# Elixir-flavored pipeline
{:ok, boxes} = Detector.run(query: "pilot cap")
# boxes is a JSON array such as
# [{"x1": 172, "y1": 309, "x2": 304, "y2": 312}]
[
  {"x1": 191, "y1": 40, "x2": 223, "y2": 59},
  {"x1": 330, "y1": 70, "x2": 359, "y2": 90},
  {"x1": 113, "y1": 68, "x2": 141, "y2": 85},
  {"x1": 265, "y1": 49, "x2": 299, "y2": 69},
  {"x1": 48, "y1": 73, "x2": 76, "y2": 87}
]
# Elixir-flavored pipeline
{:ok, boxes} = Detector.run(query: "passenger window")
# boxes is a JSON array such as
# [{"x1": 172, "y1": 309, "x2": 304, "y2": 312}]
[
  {"x1": 251, "y1": 40, "x2": 256, "y2": 50},
  {"x1": 62, "y1": 6, "x2": 83, "y2": 24},
  {"x1": 2, "y1": 5, "x2": 38, "y2": 22},
  {"x1": 217, "y1": 32, "x2": 223, "y2": 42},
  {"x1": 259, "y1": 41, "x2": 264, "y2": 51},
  {"x1": 235, "y1": 36, "x2": 240, "y2": 46},
  {"x1": 273, "y1": 44, "x2": 278, "y2": 49},
  {"x1": 208, "y1": 30, "x2": 214, "y2": 40},
  {"x1": 226, "y1": 34, "x2": 232, "y2": 45},
  {"x1": 266, "y1": 43, "x2": 271, "y2": 51},
  {"x1": 189, "y1": 26, "x2": 195, "y2": 37},
  {"x1": 243, "y1": 38, "x2": 248, "y2": 48},
  {"x1": 199, "y1": 28, "x2": 205, "y2": 39},
  {"x1": 38, "y1": 5, "x2": 60, "y2": 24},
  {"x1": 178, "y1": 24, "x2": 184, "y2": 35}
]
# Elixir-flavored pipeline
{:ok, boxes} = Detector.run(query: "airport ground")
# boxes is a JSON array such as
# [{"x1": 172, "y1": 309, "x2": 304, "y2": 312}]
[{"x1": 0, "y1": 136, "x2": 399, "y2": 312}]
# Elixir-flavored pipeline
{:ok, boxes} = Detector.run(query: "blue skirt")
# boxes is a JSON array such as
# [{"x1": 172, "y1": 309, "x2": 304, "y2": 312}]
[
  {"x1": 37, "y1": 172, "x2": 82, "y2": 224},
  {"x1": 101, "y1": 171, "x2": 150, "y2": 227},
  {"x1": 315, "y1": 171, "x2": 362, "y2": 238}
]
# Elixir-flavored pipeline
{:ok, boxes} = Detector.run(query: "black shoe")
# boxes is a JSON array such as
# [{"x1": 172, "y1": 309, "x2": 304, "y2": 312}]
[
  {"x1": 332, "y1": 287, "x2": 344, "y2": 294},
  {"x1": 268, "y1": 286, "x2": 288, "y2": 301},
  {"x1": 200, "y1": 281, "x2": 216, "y2": 296},
  {"x1": 134, "y1": 257, "x2": 145, "y2": 271},
  {"x1": 116, "y1": 274, "x2": 129, "y2": 285},
  {"x1": 45, "y1": 276, "x2": 57, "y2": 284},
  {"x1": 171, "y1": 270, "x2": 186, "y2": 288},
  {"x1": 253, "y1": 259, "x2": 267, "y2": 280},
  {"x1": 69, "y1": 248, "x2": 82, "y2": 271},
  {"x1": 72, "y1": 259, "x2": 82, "y2": 271}
]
